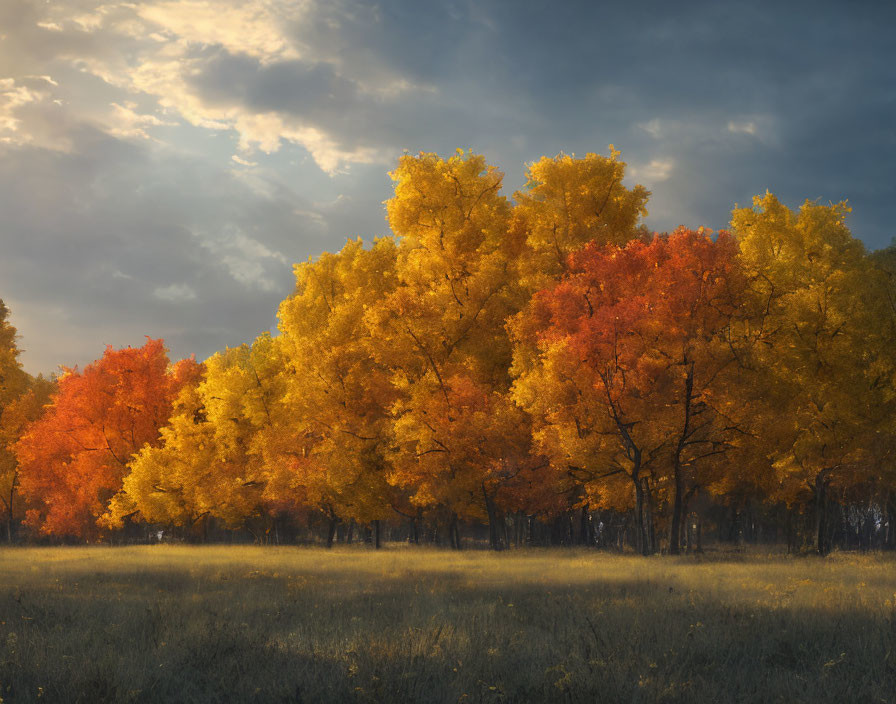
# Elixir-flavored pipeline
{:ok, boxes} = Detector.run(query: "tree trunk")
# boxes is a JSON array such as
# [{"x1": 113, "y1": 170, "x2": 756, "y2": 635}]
[
  {"x1": 411, "y1": 516, "x2": 419, "y2": 544},
  {"x1": 482, "y1": 485, "x2": 502, "y2": 551},
  {"x1": 647, "y1": 488, "x2": 657, "y2": 554},
  {"x1": 669, "y1": 362, "x2": 695, "y2": 556},
  {"x1": 346, "y1": 519, "x2": 355, "y2": 545},
  {"x1": 682, "y1": 489, "x2": 697, "y2": 553},
  {"x1": 669, "y1": 458, "x2": 684, "y2": 555},
  {"x1": 786, "y1": 509, "x2": 794, "y2": 554},
  {"x1": 887, "y1": 494, "x2": 896, "y2": 550},
  {"x1": 815, "y1": 473, "x2": 829, "y2": 556},
  {"x1": 732, "y1": 507, "x2": 743, "y2": 545},
  {"x1": 502, "y1": 514, "x2": 510, "y2": 550},
  {"x1": 861, "y1": 511, "x2": 875, "y2": 552},
  {"x1": 6, "y1": 484, "x2": 14, "y2": 543},
  {"x1": 448, "y1": 512, "x2": 461, "y2": 550},
  {"x1": 633, "y1": 477, "x2": 649, "y2": 556},
  {"x1": 578, "y1": 506, "x2": 587, "y2": 546},
  {"x1": 326, "y1": 516, "x2": 338, "y2": 549}
]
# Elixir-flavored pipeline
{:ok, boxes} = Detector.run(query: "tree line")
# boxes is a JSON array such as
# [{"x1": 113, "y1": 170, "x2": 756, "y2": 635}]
[{"x1": 2, "y1": 149, "x2": 894, "y2": 555}]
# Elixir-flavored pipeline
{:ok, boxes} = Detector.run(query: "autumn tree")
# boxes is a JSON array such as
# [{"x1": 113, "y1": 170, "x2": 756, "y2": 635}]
[
  {"x1": 867, "y1": 243, "x2": 896, "y2": 547},
  {"x1": 511, "y1": 229, "x2": 752, "y2": 554},
  {"x1": 0, "y1": 299, "x2": 29, "y2": 539},
  {"x1": 509, "y1": 150, "x2": 653, "y2": 543},
  {"x1": 105, "y1": 337, "x2": 289, "y2": 539},
  {"x1": 15, "y1": 339, "x2": 200, "y2": 539},
  {"x1": 202, "y1": 337, "x2": 290, "y2": 534},
  {"x1": 513, "y1": 149, "x2": 649, "y2": 289},
  {"x1": 364, "y1": 150, "x2": 553, "y2": 548},
  {"x1": 101, "y1": 368, "x2": 211, "y2": 533},
  {"x1": 732, "y1": 194, "x2": 889, "y2": 555},
  {"x1": 0, "y1": 301, "x2": 29, "y2": 401},
  {"x1": 273, "y1": 238, "x2": 403, "y2": 547},
  {"x1": 1, "y1": 376, "x2": 55, "y2": 541},
  {"x1": 0, "y1": 299, "x2": 56, "y2": 541}
]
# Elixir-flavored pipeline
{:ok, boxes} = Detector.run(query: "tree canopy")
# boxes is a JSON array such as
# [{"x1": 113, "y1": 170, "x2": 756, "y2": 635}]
[{"x1": 4, "y1": 151, "x2": 894, "y2": 555}]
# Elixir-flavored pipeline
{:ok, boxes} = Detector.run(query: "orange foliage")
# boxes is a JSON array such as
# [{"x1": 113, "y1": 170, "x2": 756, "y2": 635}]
[
  {"x1": 15, "y1": 339, "x2": 200, "y2": 538},
  {"x1": 512, "y1": 228, "x2": 753, "y2": 552}
]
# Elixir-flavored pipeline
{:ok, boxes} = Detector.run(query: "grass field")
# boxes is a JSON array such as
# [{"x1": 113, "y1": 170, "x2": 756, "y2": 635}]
[{"x1": 1, "y1": 546, "x2": 894, "y2": 703}]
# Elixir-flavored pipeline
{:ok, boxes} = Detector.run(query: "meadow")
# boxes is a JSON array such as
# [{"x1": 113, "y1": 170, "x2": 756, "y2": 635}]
[{"x1": 1, "y1": 546, "x2": 894, "y2": 703}]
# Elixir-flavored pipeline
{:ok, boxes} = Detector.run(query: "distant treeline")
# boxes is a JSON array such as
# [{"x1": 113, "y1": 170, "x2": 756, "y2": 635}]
[{"x1": 2, "y1": 149, "x2": 895, "y2": 555}]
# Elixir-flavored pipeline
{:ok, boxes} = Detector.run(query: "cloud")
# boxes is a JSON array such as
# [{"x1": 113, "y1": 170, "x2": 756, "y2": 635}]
[
  {"x1": 231, "y1": 113, "x2": 383, "y2": 172},
  {"x1": 195, "y1": 227, "x2": 289, "y2": 291},
  {"x1": 33, "y1": 0, "x2": 423, "y2": 173},
  {"x1": 727, "y1": 120, "x2": 757, "y2": 136},
  {"x1": 0, "y1": 77, "x2": 54, "y2": 144},
  {"x1": 27, "y1": 75, "x2": 59, "y2": 86},
  {"x1": 136, "y1": 0, "x2": 304, "y2": 62},
  {"x1": 0, "y1": 78, "x2": 39, "y2": 135},
  {"x1": 638, "y1": 119, "x2": 663, "y2": 139},
  {"x1": 107, "y1": 102, "x2": 174, "y2": 139},
  {"x1": 153, "y1": 283, "x2": 198, "y2": 302},
  {"x1": 630, "y1": 158, "x2": 675, "y2": 184}
]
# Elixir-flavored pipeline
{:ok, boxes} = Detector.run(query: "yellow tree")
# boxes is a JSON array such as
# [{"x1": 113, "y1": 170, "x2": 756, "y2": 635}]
[
  {"x1": 173, "y1": 339, "x2": 284, "y2": 534},
  {"x1": 0, "y1": 301, "x2": 29, "y2": 403},
  {"x1": 102, "y1": 376, "x2": 214, "y2": 532},
  {"x1": 273, "y1": 238, "x2": 403, "y2": 547},
  {"x1": 863, "y1": 243, "x2": 896, "y2": 547},
  {"x1": 0, "y1": 299, "x2": 56, "y2": 541},
  {"x1": 104, "y1": 337, "x2": 286, "y2": 539},
  {"x1": 206, "y1": 337, "x2": 290, "y2": 531},
  {"x1": 732, "y1": 193, "x2": 885, "y2": 554},
  {"x1": 513, "y1": 149, "x2": 649, "y2": 289},
  {"x1": 366, "y1": 150, "x2": 546, "y2": 548}
]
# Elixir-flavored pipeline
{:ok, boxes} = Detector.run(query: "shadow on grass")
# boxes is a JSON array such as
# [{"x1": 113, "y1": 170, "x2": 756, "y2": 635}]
[{"x1": 1, "y1": 553, "x2": 894, "y2": 703}]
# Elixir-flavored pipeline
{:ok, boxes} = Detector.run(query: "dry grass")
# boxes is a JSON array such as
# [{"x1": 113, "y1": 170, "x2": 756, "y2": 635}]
[{"x1": 1, "y1": 546, "x2": 894, "y2": 703}]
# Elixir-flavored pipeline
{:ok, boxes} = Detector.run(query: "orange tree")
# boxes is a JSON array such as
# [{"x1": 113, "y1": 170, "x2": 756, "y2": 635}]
[
  {"x1": 511, "y1": 229, "x2": 753, "y2": 554},
  {"x1": 15, "y1": 339, "x2": 200, "y2": 539}
]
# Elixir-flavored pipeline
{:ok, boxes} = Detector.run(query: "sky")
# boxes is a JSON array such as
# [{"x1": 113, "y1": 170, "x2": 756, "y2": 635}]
[{"x1": 1, "y1": 0, "x2": 894, "y2": 375}]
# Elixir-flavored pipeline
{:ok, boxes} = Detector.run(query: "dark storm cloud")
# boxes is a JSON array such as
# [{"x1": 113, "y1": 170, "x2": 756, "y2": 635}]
[
  {"x1": 174, "y1": 0, "x2": 896, "y2": 237},
  {"x1": 1, "y1": 0, "x2": 894, "y2": 375}
]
